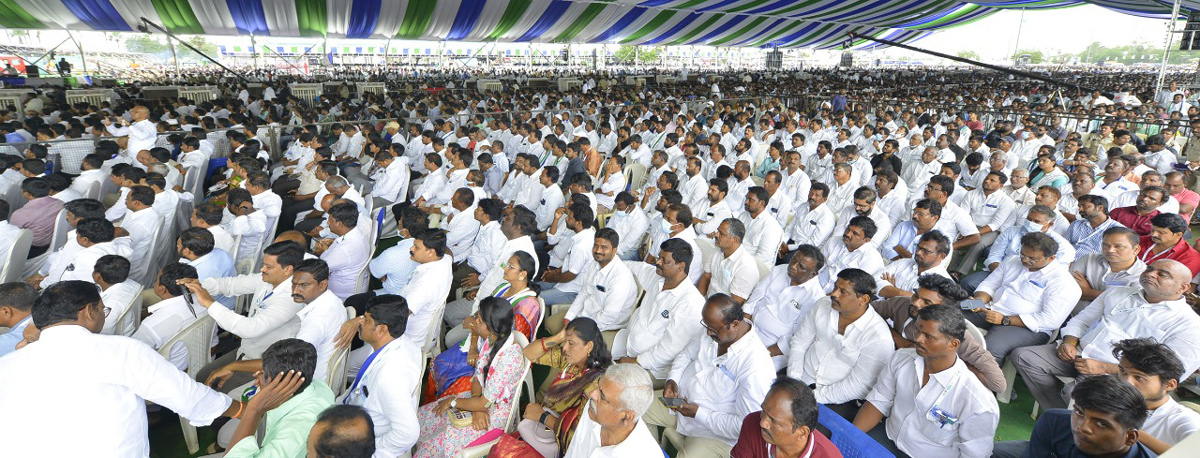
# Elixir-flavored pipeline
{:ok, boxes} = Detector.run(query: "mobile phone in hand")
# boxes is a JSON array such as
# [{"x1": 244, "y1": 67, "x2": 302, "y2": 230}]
[
  {"x1": 659, "y1": 396, "x2": 685, "y2": 408},
  {"x1": 959, "y1": 299, "x2": 985, "y2": 310}
]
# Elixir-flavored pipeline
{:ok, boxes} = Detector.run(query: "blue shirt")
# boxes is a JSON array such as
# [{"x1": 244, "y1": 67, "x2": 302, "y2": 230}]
[
  {"x1": 369, "y1": 238, "x2": 417, "y2": 295},
  {"x1": 1024, "y1": 409, "x2": 1157, "y2": 458},
  {"x1": 186, "y1": 249, "x2": 237, "y2": 309},
  {"x1": 1067, "y1": 217, "x2": 1125, "y2": 257},
  {"x1": 0, "y1": 315, "x2": 32, "y2": 357}
]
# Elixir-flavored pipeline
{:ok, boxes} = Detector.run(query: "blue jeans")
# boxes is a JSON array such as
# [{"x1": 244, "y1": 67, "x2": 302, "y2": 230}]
[{"x1": 536, "y1": 283, "x2": 578, "y2": 306}]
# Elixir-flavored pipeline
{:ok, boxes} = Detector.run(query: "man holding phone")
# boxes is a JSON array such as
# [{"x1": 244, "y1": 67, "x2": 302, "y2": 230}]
[
  {"x1": 642, "y1": 294, "x2": 774, "y2": 458},
  {"x1": 132, "y1": 263, "x2": 206, "y2": 371}
]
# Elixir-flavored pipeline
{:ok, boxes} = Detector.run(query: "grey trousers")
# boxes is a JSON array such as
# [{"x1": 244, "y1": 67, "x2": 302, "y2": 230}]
[
  {"x1": 1012, "y1": 343, "x2": 1078, "y2": 410},
  {"x1": 964, "y1": 311, "x2": 1051, "y2": 366},
  {"x1": 953, "y1": 231, "x2": 999, "y2": 275},
  {"x1": 195, "y1": 351, "x2": 257, "y2": 395}
]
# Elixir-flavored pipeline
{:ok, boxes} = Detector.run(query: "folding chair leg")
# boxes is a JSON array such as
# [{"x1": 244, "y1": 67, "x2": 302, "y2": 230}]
[{"x1": 180, "y1": 417, "x2": 199, "y2": 454}]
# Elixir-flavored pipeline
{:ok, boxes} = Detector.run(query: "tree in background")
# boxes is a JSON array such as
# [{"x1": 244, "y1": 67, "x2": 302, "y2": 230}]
[
  {"x1": 1012, "y1": 49, "x2": 1045, "y2": 64},
  {"x1": 1079, "y1": 41, "x2": 1200, "y2": 65},
  {"x1": 956, "y1": 50, "x2": 980, "y2": 61},
  {"x1": 124, "y1": 35, "x2": 169, "y2": 55},
  {"x1": 613, "y1": 45, "x2": 663, "y2": 64}
]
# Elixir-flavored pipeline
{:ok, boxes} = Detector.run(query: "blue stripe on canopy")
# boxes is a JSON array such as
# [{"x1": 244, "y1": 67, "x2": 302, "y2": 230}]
[
  {"x1": 226, "y1": 0, "x2": 270, "y2": 35},
  {"x1": 641, "y1": 11, "x2": 703, "y2": 45},
  {"x1": 346, "y1": 0, "x2": 382, "y2": 38},
  {"x1": 447, "y1": 0, "x2": 488, "y2": 40},
  {"x1": 61, "y1": 0, "x2": 131, "y2": 31},
  {"x1": 515, "y1": 0, "x2": 570, "y2": 42},
  {"x1": 686, "y1": 13, "x2": 748, "y2": 45},
  {"x1": 589, "y1": 7, "x2": 648, "y2": 43}
]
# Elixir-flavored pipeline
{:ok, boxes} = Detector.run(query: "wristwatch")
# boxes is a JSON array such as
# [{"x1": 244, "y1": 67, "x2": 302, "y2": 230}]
[{"x1": 1001, "y1": 316, "x2": 1012, "y2": 326}]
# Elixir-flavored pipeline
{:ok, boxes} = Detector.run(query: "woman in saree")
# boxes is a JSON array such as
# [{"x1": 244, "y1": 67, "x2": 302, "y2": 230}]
[
  {"x1": 426, "y1": 251, "x2": 541, "y2": 402},
  {"x1": 415, "y1": 296, "x2": 525, "y2": 458},
  {"x1": 1029, "y1": 152, "x2": 1069, "y2": 190},
  {"x1": 488, "y1": 317, "x2": 612, "y2": 458}
]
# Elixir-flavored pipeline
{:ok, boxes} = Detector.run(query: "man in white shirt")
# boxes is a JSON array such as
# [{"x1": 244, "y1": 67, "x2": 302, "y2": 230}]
[
  {"x1": 132, "y1": 262, "x2": 207, "y2": 370},
  {"x1": 819, "y1": 216, "x2": 886, "y2": 292},
  {"x1": 788, "y1": 268, "x2": 895, "y2": 416},
  {"x1": 341, "y1": 294, "x2": 423, "y2": 457},
  {"x1": 186, "y1": 242, "x2": 306, "y2": 392},
  {"x1": 369, "y1": 152, "x2": 410, "y2": 206},
  {"x1": 784, "y1": 183, "x2": 835, "y2": 254},
  {"x1": 554, "y1": 228, "x2": 638, "y2": 335},
  {"x1": 396, "y1": 230, "x2": 453, "y2": 351},
  {"x1": 531, "y1": 167, "x2": 565, "y2": 232},
  {"x1": 695, "y1": 179, "x2": 732, "y2": 237},
  {"x1": 954, "y1": 170, "x2": 1017, "y2": 276},
  {"x1": 1112, "y1": 338, "x2": 1200, "y2": 454},
  {"x1": 1013, "y1": 259, "x2": 1200, "y2": 410},
  {"x1": 0, "y1": 280, "x2": 239, "y2": 458},
  {"x1": 316, "y1": 202, "x2": 371, "y2": 301},
  {"x1": 969, "y1": 231, "x2": 1082, "y2": 366},
  {"x1": 613, "y1": 239, "x2": 706, "y2": 380},
  {"x1": 878, "y1": 230, "x2": 952, "y2": 299},
  {"x1": 565, "y1": 363, "x2": 662, "y2": 458},
  {"x1": 68, "y1": 154, "x2": 108, "y2": 198},
  {"x1": 56, "y1": 218, "x2": 134, "y2": 286},
  {"x1": 440, "y1": 188, "x2": 480, "y2": 260},
  {"x1": 698, "y1": 219, "x2": 760, "y2": 304},
  {"x1": 743, "y1": 245, "x2": 826, "y2": 372},
  {"x1": 192, "y1": 203, "x2": 237, "y2": 256},
  {"x1": 119, "y1": 185, "x2": 160, "y2": 284},
  {"x1": 852, "y1": 304, "x2": 1000, "y2": 458},
  {"x1": 643, "y1": 294, "x2": 774, "y2": 458},
  {"x1": 94, "y1": 255, "x2": 140, "y2": 336},
  {"x1": 739, "y1": 186, "x2": 784, "y2": 267},
  {"x1": 830, "y1": 186, "x2": 893, "y2": 248},
  {"x1": 105, "y1": 105, "x2": 156, "y2": 158},
  {"x1": 961, "y1": 204, "x2": 1076, "y2": 292},
  {"x1": 224, "y1": 188, "x2": 268, "y2": 267},
  {"x1": 1069, "y1": 227, "x2": 1147, "y2": 315},
  {"x1": 608, "y1": 192, "x2": 650, "y2": 261},
  {"x1": 596, "y1": 156, "x2": 627, "y2": 212},
  {"x1": 540, "y1": 203, "x2": 596, "y2": 307}
]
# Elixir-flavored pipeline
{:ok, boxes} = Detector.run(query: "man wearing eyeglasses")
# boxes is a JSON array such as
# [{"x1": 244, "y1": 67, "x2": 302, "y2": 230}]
[{"x1": 642, "y1": 294, "x2": 773, "y2": 458}]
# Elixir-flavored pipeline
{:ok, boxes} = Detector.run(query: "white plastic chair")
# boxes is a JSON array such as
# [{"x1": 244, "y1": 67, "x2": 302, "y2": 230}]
[
  {"x1": 624, "y1": 163, "x2": 648, "y2": 192},
  {"x1": 22, "y1": 209, "x2": 69, "y2": 277},
  {"x1": 84, "y1": 180, "x2": 103, "y2": 200},
  {"x1": 0, "y1": 229, "x2": 32, "y2": 283},
  {"x1": 113, "y1": 294, "x2": 143, "y2": 337},
  {"x1": 424, "y1": 304, "x2": 447, "y2": 361},
  {"x1": 157, "y1": 315, "x2": 217, "y2": 454},
  {"x1": 325, "y1": 306, "x2": 357, "y2": 397},
  {"x1": 694, "y1": 238, "x2": 718, "y2": 269}
]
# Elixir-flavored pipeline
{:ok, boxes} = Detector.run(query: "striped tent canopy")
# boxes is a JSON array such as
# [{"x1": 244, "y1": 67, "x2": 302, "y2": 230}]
[{"x1": 0, "y1": 0, "x2": 1191, "y2": 49}]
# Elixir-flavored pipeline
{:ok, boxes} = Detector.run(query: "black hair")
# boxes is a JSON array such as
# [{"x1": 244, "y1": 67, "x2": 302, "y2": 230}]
[
  {"x1": 835, "y1": 268, "x2": 877, "y2": 301},
  {"x1": 595, "y1": 227, "x2": 620, "y2": 249},
  {"x1": 32, "y1": 280, "x2": 102, "y2": 328},
  {"x1": 0, "y1": 281, "x2": 37, "y2": 312},
  {"x1": 93, "y1": 255, "x2": 130, "y2": 285},
  {"x1": 1113, "y1": 337, "x2": 1186, "y2": 385},
  {"x1": 179, "y1": 227, "x2": 215, "y2": 256},
  {"x1": 1071, "y1": 375, "x2": 1149, "y2": 430},
  {"x1": 263, "y1": 241, "x2": 306, "y2": 270},
  {"x1": 770, "y1": 376, "x2": 820, "y2": 431},
  {"x1": 478, "y1": 198, "x2": 504, "y2": 222},
  {"x1": 414, "y1": 229, "x2": 448, "y2": 258},
  {"x1": 918, "y1": 230, "x2": 952, "y2": 257},
  {"x1": 328, "y1": 202, "x2": 360, "y2": 229},
  {"x1": 127, "y1": 185, "x2": 155, "y2": 206},
  {"x1": 76, "y1": 217, "x2": 115, "y2": 244},
  {"x1": 158, "y1": 262, "x2": 199, "y2": 297},
  {"x1": 914, "y1": 198, "x2": 943, "y2": 217},
  {"x1": 399, "y1": 207, "x2": 429, "y2": 235},
  {"x1": 706, "y1": 293, "x2": 745, "y2": 325},
  {"x1": 478, "y1": 296, "x2": 515, "y2": 380},
  {"x1": 792, "y1": 244, "x2": 826, "y2": 272},
  {"x1": 294, "y1": 258, "x2": 331, "y2": 283},
  {"x1": 262, "y1": 338, "x2": 317, "y2": 393},
  {"x1": 1150, "y1": 213, "x2": 1188, "y2": 234},
  {"x1": 564, "y1": 316, "x2": 614, "y2": 372},
  {"x1": 1020, "y1": 231, "x2": 1058, "y2": 258},
  {"x1": 915, "y1": 304, "x2": 967, "y2": 342},
  {"x1": 365, "y1": 294, "x2": 409, "y2": 338},
  {"x1": 21, "y1": 177, "x2": 50, "y2": 198},
  {"x1": 312, "y1": 405, "x2": 376, "y2": 458},
  {"x1": 194, "y1": 203, "x2": 224, "y2": 226},
  {"x1": 659, "y1": 238, "x2": 694, "y2": 272}
]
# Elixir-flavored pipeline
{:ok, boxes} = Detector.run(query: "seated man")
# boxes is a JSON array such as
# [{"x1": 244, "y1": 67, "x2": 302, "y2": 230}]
[
  {"x1": 133, "y1": 263, "x2": 206, "y2": 371},
  {"x1": 223, "y1": 339, "x2": 335, "y2": 458},
  {"x1": 787, "y1": 268, "x2": 894, "y2": 418},
  {"x1": 697, "y1": 219, "x2": 759, "y2": 304},
  {"x1": 192, "y1": 203, "x2": 237, "y2": 255},
  {"x1": 1065, "y1": 194, "x2": 1123, "y2": 257},
  {"x1": 960, "y1": 204, "x2": 1076, "y2": 293},
  {"x1": 28, "y1": 198, "x2": 106, "y2": 288},
  {"x1": 553, "y1": 228, "x2": 637, "y2": 335},
  {"x1": 877, "y1": 230, "x2": 951, "y2": 299},
  {"x1": 739, "y1": 186, "x2": 785, "y2": 267},
  {"x1": 315, "y1": 201, "x2": 371, "y2": 301},
  {"x1": 872, "y1": 274, "x2": 1006, "y2": 393},
  {"x1": 852, "y1": 305, "x2": 1000, "y2": 458},
  {"x1": 730, "y1": 376, "x2": 841, "y2": 458},
  {"x1": 1115, "y1": 338, "x2": 1200, "y2": 454},
  {"x1": 9, "y1": 177, "x2": 64, "y2": 257},
  {"x1": 224, "y1": 187, "x2": 268, "y2": 266},
  {"x1": 0, "y1": 282, "x2": 36, "y2": 357},
  {"x1": 564, "y1": 363, "x2": 663, "y2": 458},
  {"x1": 967, "y1": 232, "x2": 1081, "y2": 365},
  {"x1": 538, "y1": 203, "x2": 597, "y2": 306},
  {"x1": 201, "y1": 259, "x2": 347, "y2": 384},
  {"x1": 1018, "y1": 375, "x2": 1154, "y2": 458},
  {"x1": 186, "y1": 242, "x2": 306, "y2": 392},
  {"x1": 177, "y1": 227, "x2": 237, "y2": 309},
  {"x1": 609, "y1": 191, "x2": 650, "y2": 261},
  {"x1": 341, "y1": 294, "x2": 422, "y2": 458},
  {"x1": 1139, "y1": 213, "x2": 1200, "y2": 277},
  {"x1": 784, "y1": 183, "x2": 836, "y2": 253},
  {"x1": 57, "y1": 218, "x2": 133, "y2": 285},
  {"x1": 743, "y1": 245, "x2": 826, "y2": 371},
  {"x1": 93, "y1": 255, "x2": 140, "y2": 336},
  {"x1": 614, "y1": 239, "x2": 706, "y2": 380},
  {"x1": 1109, "y1": 186, "x2": 1167, "y2": 236},
  {"x1": 643, "y1": 294, "x2": 774, "y2": 458},
  {"x1": 1013, "y1": 259, "x2": 1200, "y2": 410},
  {"x1": 305, "y1": 405, "x2": 377, "y2": 458},
  {"x1": 818, "y1": 216, "x2": 885, "y2": 292},
  {"x1": 1070, "y1": 227, "x2": 1146, "y2": 315}
]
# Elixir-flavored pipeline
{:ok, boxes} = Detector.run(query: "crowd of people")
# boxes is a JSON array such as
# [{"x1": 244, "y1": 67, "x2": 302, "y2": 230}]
[{"x1": 2, "y1": 65, "x2": 1200, "y2": 458}]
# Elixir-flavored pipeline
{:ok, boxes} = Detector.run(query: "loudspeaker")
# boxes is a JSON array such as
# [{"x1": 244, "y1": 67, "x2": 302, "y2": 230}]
[
  {"x1": 1180, "y1": 11, "x2": 1200, "y2": 51},
  {"x1": 765, "y1": 49, "x2": 783, "y2": 70},
  {"x1": 840, "y1": 52, "x2": 853, "y2": 67}
]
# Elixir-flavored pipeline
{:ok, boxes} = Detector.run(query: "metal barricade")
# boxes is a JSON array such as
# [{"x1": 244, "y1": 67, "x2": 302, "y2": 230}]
[
  {"x1": 357, "y1": 82, "x2": 386, "y2": 98},
  {"x1": 179, "y1": 86, "x2": 218, "y2": 103},
  {"x1": 289, "y1": 83, "x2": 323, "y2": 107},
  {"x1": 66, "y1": 89, "x2": 109, "y2": 107},
  {"x1": 0, "y1": 89, "x2": 28, "y2": 119}
]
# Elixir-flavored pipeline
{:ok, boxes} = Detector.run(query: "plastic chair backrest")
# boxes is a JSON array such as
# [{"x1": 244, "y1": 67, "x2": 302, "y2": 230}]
[
  {"x1": 754, "y1": 258, "x2": 770, "y2": 283},
  {"x1": 507, "y1": 333, "x2": 533, "y2": 432},
  {"x1": 113, "y1": 294, "x2": 144, "y2": 337},
  {"x1": 964, "y1": 319, "x2": 986, "y2": 351},
  {"x1": 0, "y1": 229, "x2": 32, "y2": 283},
  {"x1": 624, "y1": 163, "x2": 648, "y2": 192},
  {"x1": 48, "y1": 209, "x2": 70, "y2": 252},
  {"x1": 158, "y1": 315, "x2": 217, "y2": 378},
  {"x1": 694, "y1": 238, "x2": 718, "y2": 269},
  {"x1": 230, "y1": 233, "x2": 245, "y2": 271},
  {"x1": 84, "y1": 180, "x2": 103, "y2": 200},
  {"x1": 424, "y1": 304, "x2": 447, "y2": 358},
  {"x1": 326, "y1": 306, "x2": 357, "y2": 396},
  {"x1": 818, "y1": 404, "x2": 895, "y2": 457}
]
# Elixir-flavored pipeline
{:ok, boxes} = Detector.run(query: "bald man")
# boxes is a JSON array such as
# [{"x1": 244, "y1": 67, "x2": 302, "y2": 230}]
[
  {"x1": 105, "y1": 105, "x2": 157, "y2": 159},
  {"x1": 1012, "y1": 259, "x2": 1200, "y2": 410}
]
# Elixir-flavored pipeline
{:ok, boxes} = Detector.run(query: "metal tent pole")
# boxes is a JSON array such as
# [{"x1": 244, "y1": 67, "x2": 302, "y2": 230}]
[
  {"x1": 67, "y1": 31, "x2": 87, "y2": 74},
  {"x1": 1156, "y1": 0, "x2": 1185, "y2": 97}
]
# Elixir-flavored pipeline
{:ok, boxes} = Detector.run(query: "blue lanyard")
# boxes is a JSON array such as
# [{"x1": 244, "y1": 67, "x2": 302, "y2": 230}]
[{"x1": 344, "y1": 341, "x2": 390, "y2": 404}]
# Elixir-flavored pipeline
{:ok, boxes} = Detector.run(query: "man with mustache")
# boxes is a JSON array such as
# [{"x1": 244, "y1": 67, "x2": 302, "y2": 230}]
[{"x1": 730, "y1": 377, "x2": 841, "y2": 458}]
